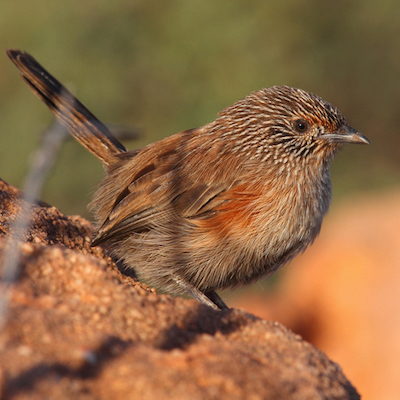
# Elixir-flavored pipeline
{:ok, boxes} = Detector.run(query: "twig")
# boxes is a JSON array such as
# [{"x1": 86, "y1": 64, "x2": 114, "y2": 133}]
[{"x1": 0, "y1": 119, "x2": 69, "y2": 331}]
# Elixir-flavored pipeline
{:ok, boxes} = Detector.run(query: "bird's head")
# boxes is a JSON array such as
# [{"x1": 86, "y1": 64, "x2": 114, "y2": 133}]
[{"x1": 216, "y1": 86, "x2": 369, "y2": 169}]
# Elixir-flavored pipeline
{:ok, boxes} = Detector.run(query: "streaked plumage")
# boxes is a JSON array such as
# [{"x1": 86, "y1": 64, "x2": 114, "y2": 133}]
[{"x1": 7, "y1": 50, "x2": 369, "y2": 310}]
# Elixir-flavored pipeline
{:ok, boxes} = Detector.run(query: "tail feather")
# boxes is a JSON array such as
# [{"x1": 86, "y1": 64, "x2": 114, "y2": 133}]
[{"x1": 7, "y1": 49, "x2": 125, "y2": 166}]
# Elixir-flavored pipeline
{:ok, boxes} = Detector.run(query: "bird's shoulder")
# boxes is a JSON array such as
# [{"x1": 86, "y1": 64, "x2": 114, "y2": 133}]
[{"x1": 90, "y1": 129, "x2": 240, "y2": 245}]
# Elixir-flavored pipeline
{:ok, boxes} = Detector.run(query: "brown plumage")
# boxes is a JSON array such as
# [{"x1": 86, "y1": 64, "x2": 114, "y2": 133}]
[{"x1": 7, "y1": 50, "x2": 369, "y2": 310}]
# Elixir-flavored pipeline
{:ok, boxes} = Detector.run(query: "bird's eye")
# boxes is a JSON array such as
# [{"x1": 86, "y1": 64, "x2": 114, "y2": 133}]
[{"x1": 294, "y1": 119, "x2": 309, "y2": 133}]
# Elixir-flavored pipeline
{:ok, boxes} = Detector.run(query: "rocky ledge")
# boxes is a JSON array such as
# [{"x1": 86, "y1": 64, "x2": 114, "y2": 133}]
[{"x1": 0, "y1": 179, "x2": 359, "y2": 399}]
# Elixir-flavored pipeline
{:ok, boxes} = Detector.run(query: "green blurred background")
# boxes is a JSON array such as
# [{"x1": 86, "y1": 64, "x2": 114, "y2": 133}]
[
  {"x1": 1, "y1": 3, "x2": 400, "y2": 397},
  {"x1": 1, "y1": 0, "x2": 398, "y2": 218}
]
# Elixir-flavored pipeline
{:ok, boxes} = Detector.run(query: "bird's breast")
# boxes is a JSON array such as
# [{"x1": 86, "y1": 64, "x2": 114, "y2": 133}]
[{"x1": 188, "y1": 173, "x2": 331, "y2": 287}]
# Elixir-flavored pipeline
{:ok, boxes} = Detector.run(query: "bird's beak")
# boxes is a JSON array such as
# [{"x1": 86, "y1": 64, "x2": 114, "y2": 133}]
[{"x1": 323, "y1": 125, "x2": 370, "y2": 145}]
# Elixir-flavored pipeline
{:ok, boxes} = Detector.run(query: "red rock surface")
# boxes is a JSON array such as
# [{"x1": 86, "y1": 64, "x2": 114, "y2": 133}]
[{"x1": 0, "y1": 179, "x2": 359, "y2": 399}]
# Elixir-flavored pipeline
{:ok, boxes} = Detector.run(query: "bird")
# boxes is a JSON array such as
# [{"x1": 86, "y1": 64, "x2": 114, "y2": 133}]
[{"x1": 7, "y1": 49, "x2": 369, "y2": 311}]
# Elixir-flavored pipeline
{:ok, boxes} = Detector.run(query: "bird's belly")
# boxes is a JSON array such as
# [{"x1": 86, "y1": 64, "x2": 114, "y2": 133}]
[{"x1": 185, "y1": 200, "x2": 325, "y2": 291}]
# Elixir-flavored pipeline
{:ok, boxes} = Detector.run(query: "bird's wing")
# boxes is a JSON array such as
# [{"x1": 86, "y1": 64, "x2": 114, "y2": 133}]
[
  {"x1": 91, "y1": 141, "x2": 233, "y2": 246},
  {"x1": 173, "y1": 182, "x2": 230, "y2": 218}
]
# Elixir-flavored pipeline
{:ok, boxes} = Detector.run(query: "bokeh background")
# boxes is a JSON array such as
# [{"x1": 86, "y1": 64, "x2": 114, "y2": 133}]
[{"x1": 0, "y1": 1, "x2": 399, "y2": 399}]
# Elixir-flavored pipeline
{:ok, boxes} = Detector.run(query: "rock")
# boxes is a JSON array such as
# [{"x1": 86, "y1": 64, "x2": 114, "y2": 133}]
[{"x1": 0, "y1": 179, "x2": 359, "y2": 399}]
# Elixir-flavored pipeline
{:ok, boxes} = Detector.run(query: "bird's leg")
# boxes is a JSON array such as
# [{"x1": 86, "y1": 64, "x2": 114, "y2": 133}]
[
  {"x1": 203, "y1": 290, "x2": 229, "y2": 310},
  {"x1": 172, "y1": 276, "x2": 228, "y2": 310}
]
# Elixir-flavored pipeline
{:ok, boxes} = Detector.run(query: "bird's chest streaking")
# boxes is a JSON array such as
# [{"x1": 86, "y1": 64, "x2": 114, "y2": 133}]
[{"x1": 185, "y1": 163, "x2": 332, "y2": 291}]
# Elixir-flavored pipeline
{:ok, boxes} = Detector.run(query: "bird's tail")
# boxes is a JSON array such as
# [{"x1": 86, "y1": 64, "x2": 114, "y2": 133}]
[{"x1": 7, "y1": 49, "x2": 126, "y2": 167}]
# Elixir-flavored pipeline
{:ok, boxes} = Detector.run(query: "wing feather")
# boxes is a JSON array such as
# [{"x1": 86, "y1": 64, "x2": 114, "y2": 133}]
[{"x1": 91, "y1": 131, "x2": 239, "y2": 246}]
